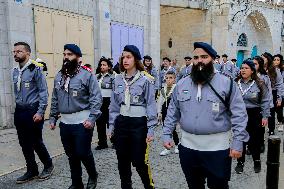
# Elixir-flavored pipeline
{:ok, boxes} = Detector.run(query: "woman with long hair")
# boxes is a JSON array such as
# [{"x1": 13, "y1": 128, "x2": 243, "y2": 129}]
[
  {"x1": 234, "y1": 60, "x2": 270, "y2": 174},
  {"x1": 261, "y1": 52, "x2": 284, "y2": 135},
  {"x1": 108, "y1": 45, "x2": 157, "y2": 189},
  {"x1": 253, "y1": 56, "x2": 273, "y2": 153},
  {"x1": 95, "y1": 57, "x2": 114, "y2": 150},
  {"x1": 273, "y1": 54, "x2": 284, "y2": 132}
]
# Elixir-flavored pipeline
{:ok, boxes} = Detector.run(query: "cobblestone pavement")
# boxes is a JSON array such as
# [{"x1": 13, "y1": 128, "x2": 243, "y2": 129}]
[{"x1": 0, "y1": 125, "x2": 283, "y2": 189}]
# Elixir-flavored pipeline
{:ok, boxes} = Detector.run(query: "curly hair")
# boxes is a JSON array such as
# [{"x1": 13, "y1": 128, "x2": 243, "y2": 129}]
[{"x1": 96, "y1": 57, "x2": 113, "y2": 77}]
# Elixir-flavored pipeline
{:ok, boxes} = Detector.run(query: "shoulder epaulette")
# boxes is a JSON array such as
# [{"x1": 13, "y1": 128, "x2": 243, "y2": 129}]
[
  {"x1": 142, "y1": 71, "x2": 155, "y2": 83},
  {"x1": 81, "y1": 65, "x2": 92, "y2": 72},
  {"x1": 31, "y1": 59, "x2": 44, "y2": 67}
]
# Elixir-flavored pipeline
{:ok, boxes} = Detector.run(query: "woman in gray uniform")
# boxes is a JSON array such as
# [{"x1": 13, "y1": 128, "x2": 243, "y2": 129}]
[
  {"x1": 95, "y1": 57, "x2": 115, "y2": 150},
  {"x1": 262, "y1": 52, "x2": 284, "y2": 135},
  {"x1": 234, "y1": 60, "x2": 270, "y2": 174},
  {"x1": 108, "y1": 45, "x2": 157, "y2": 189},
  {"x1": 253, "y1": 56, "x2": 273, "y2": 154},
  {"x1": 273, "y1": 54, "x2": 284, "y2": 132}
]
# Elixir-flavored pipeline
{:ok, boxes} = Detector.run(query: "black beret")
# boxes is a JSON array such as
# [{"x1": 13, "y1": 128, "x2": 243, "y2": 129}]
[
  {"x1": 143, "y1": 55, "x2": 152, "y2": 60},
  {"x1": 184, "y1": 56, "x2": 192, "y2": 60},
  {"x1": 64, "y1": 44, "x2": 82, "y2": 57},
  {"x1": 222, "y1": 54, "x2": 228, "y2": 58},
  {"x1": 193, "y1": 42, "x2": 217, "y2": 59},
  {"x1": 163, "y1": 57, "x2": 171, "y2": 62},
  {"x1": 242, "y1": 59, "x2": 256, "y2": 72},
  {"x1": 123, "y1": 45, "x2": 142, "y2": 60},
  {"x1": 216, "y1": 55, "x2": 220, "y2": 58}
]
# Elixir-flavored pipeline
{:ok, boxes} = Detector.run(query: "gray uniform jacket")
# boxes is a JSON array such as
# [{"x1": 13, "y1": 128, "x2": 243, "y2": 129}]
[
  {"x1": 163, "y1": 73, "x2": 249, "y2": 152},
  {"x1": 259, "y1": 74, "x2": 273, "y2": 108},
  {"x1": 108, "y1": 73, "x2": 158, "y2": 137},
  {"x1": 238, "y1": 79, "x2": 270, "y2": 118},
  {"x1": 272, "y1": 68, "x2": 284, "y2": 101},
  {"x1": 96, "y1": 72, "x2": 115, "y2": 93},
  {"x1": 145, "y1": 66, "x2": 160, "y2": 91},
  {"x1": 177, "y1": 65, "x2": 192, "y2": 82},
  {"x1": 12, "y1": 61, "x2": 48, "y2": 116},
  {"x1": 49, "y1": 67, "x2": 102, "y2": 125},
  {"x1": 221, "y1": 62, "x2": 236, "y2": 78},
  {"x1": 213, "y1": 63, "x2": 222, "y2": 72}
]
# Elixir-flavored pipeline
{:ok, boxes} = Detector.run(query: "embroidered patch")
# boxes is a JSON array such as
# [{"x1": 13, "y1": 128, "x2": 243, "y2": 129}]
[
  {"x1": 133, "y1": 96, "x2": 139, "y2": 103},
  {"x1": 183, "y1": 90, "x2": 189, "y2": 94},
  {"x1": 118, "y1": 85, "x2": 123, "y2": 88},
  {"x1": 212, "y1": 102, "x2": 220, "y2": 112},
  {"x1": 24, "y1": 82, "x2": 30, "y2": 88},
  {"x1": 105, "y1": 84, "x2": 110, "y2": 88},
  {"x1": 72, "y1": 90, "x2": 78, "y2": 97},
  {"x1": 251, "y1": 92, "x2": 257, "y2": 98}
]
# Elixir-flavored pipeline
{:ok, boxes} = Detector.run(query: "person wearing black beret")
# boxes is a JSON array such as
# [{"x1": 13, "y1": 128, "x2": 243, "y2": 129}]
[
  {"x1": 49, "y1": 44, "x2": 102, "y2": 189},
  {"x1": 108, "y1": 45, "x2": 157, "y2": 189}
]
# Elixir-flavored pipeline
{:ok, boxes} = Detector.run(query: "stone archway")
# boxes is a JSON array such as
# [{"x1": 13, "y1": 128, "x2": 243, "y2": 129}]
[{"x1": 235, "y1": 10, "x2": 273, "y2": 62}]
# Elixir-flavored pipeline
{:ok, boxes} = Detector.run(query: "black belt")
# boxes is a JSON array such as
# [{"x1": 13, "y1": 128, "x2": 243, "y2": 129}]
[{"x1": 16, "y1": 102, "x2": 39, "y2": 111}]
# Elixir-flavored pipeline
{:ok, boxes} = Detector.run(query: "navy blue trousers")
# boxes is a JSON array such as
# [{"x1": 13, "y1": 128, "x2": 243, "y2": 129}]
[
  {"x1": 59, "y1": 122, "x2": 97, "y2": 186},
  {"x1": 179, "y1": 145, "x2": 231, "y2": 189},
  {"x1": 114, "y1": 115, "x2": 154, "y2": 189},
  {"x1": 14, "y1": 105, "x2": 52, "y2": 173}
]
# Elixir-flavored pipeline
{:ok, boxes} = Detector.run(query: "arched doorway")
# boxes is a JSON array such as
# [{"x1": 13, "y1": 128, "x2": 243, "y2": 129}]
[
  {"x1": 236, "y1": 33, "x2": 248, "y2": 67},
  {"x1": 235, "y1": 10, "x2": 273, "y2": 65}
]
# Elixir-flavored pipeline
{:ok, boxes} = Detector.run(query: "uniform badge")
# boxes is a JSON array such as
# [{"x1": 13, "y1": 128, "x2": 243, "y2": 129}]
[
  {"x1": 73, "y1": 90, "x2": 78, "y2": 97},
  {"x1": 212, "y1": 102, "x2": 220, "y2": 112},
  {"x1": 251, "y1": 93, "x2": 257, "y2": 98},
  {"x1": 105, "y1": 84, "x2": 110, "y2": 88},
  {"x1": 183, "y1": 90, "x2": 189, "y2": 94},
  {"x1": 133, "y1": 96, "x2": 139, "y2": 103},
  {"x1": 24, "y1": 82, "x2": 30, "y2": 88},
  {"x1": 118, "y1": 85, "x2": 123, "y2": 88}
]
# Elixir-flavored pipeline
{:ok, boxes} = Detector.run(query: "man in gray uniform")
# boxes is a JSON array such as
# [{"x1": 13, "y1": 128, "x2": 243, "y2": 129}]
[
  {"x1": 12, "y1": 42, "x2": 54, "y2": 183},
  {"x1": 163, "y1": 42, "x2": 249, "y2": 189},
  {"x1": 49, "y1": 44, "x2": 102, "y2": 189},
  {"x1": 177, "y1": 56, "x2": 192, "y2": 82}
]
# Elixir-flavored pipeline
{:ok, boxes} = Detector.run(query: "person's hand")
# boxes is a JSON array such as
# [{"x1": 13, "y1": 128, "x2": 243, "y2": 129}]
[
  {"x1": 107, "y1": 132, "x2": 113, "y2": 139},
  {"x1": 33, "y1": 113, "x2": 43, "y2": 123},
  {"x1": 163, "y1": 141, "x2": 174, "y2": 150},
  {"x1": 146, "y1": 136, "x2": 154, "y2": 144},
  {"x1": 229, "y1": 149, "x2": 242, "y2": 159},
  {"x1": 277, "y1": 99, "x2": 282, "y2": 107},
  {"x1": 50, "y1": 123, "x2": 56, "y2": 130},
  {"x1": 83, "y1": 120, "x2": 94, "y2": 129},
  {"x1": 262, "y1": 118, "x2": 268, "y2": 127}
]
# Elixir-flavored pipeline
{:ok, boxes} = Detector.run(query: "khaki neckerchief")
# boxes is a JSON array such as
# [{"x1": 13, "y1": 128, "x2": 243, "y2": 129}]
[
  {"x1": 122, "y1": 71, "x2": 141, "y2": 110},
  {"x1": 16, "y1": 59, "x2": 32, "y2": 92}
]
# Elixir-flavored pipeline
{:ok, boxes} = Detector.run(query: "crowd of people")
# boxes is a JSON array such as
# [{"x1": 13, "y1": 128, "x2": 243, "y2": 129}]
[{"x1": 11, "y1": 41, "x2": 284, "y2": 189}]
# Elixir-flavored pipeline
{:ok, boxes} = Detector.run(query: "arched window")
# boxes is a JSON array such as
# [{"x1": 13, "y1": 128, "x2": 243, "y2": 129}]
[{"x1": 237, "y1": 33, "x2": 248, "y2": 47}]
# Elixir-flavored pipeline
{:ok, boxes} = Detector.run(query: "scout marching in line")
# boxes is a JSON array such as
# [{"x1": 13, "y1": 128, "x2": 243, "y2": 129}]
[{"x1": 12, "y1": 41, "x2": 284, "y2": 189}]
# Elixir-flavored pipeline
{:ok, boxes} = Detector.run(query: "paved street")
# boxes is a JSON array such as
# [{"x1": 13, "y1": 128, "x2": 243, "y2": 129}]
[{"x1": 0, "y1": 123, "x2": 283, "y2": 189}]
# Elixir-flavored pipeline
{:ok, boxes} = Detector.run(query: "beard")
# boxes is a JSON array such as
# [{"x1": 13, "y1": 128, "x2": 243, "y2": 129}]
[
  {"x1": 14, "y1": 56, "x2": 26, "y2": 63},
  {"x1": 61, "y1": 58, "x2": 79, "y2": 76},
  {"x1": 191, "y1": 61, "x2": 214, "y2": 84}
]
